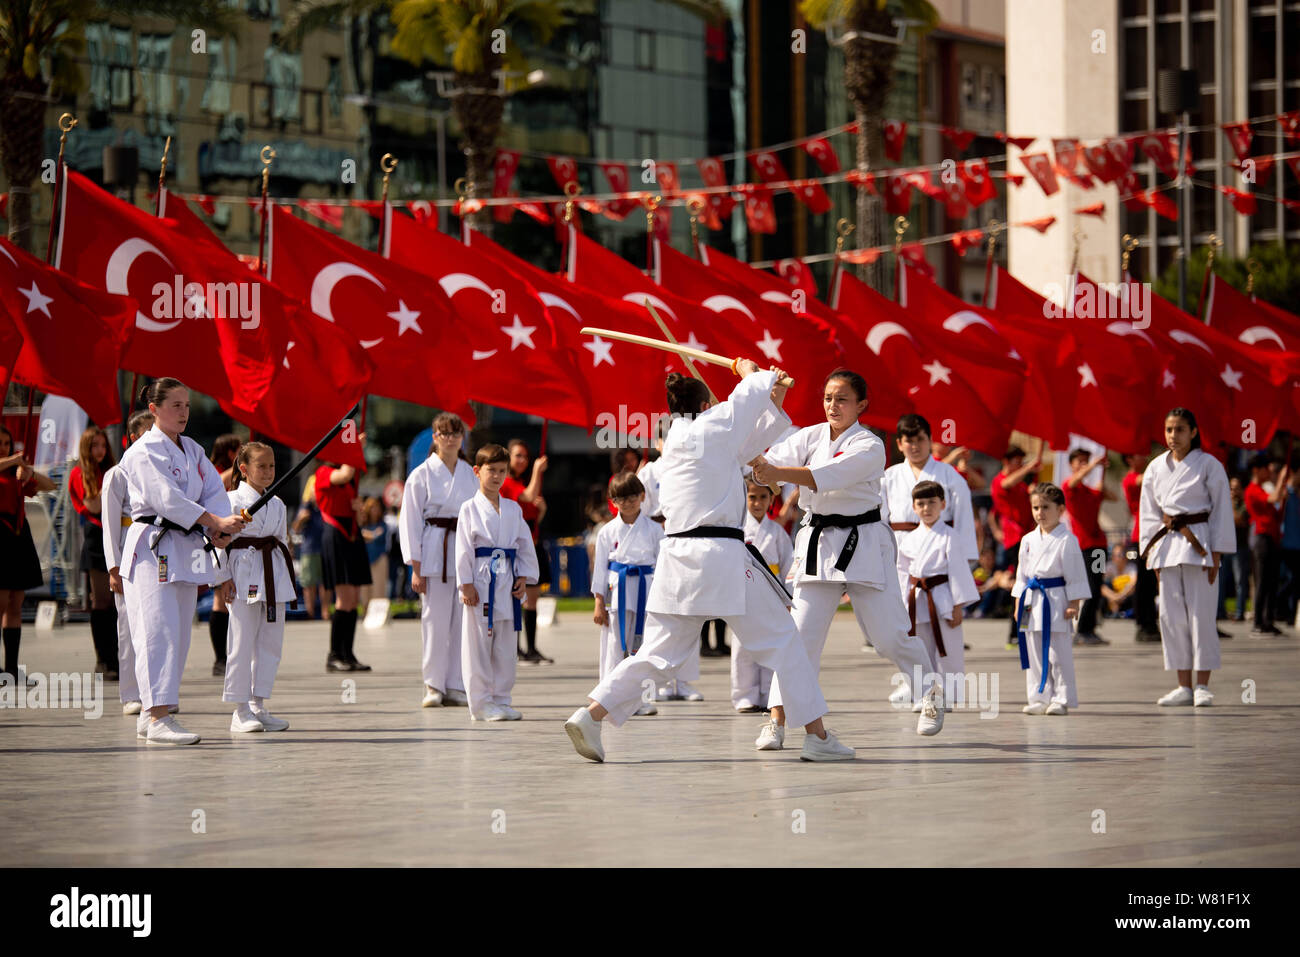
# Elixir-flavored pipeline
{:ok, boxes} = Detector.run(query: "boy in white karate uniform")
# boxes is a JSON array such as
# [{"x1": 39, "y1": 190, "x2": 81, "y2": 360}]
[
  {"x1": 591, "y1": 471, "x2": 663, "y2": 717},
  {"x1": 102, "y1": 411, "x2": 152, "y2": 717},
  {"x1": 220, "y1": 442, "x2": 295, "y2": 733},
  {"x1": 456, "y1": 443, "x2": 539, "y2": 722},
  {"x1": 897, "y1": 481, "x2": 980, "y2": 709},
  {"x1": 732, "y1": 477, "x2": 794, "y2": 712},
  {"x1": 399, "y1": 412, "x2": 477, "y2": 708},
  {"x1": 1010, "y1": 482, "x2": 1091, "y2": 715},
  {"x1": 1139, "y1": 407, "x2": 1235, "y2": 708}
]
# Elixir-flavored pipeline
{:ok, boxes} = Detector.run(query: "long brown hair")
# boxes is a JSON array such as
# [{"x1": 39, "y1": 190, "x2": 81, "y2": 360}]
[
  {"x1": 76, "y1": 426, "x2": 114, "y2": 497},
  {"x1": 231, "y1": 441, "x2": 273, "y2": 489}
]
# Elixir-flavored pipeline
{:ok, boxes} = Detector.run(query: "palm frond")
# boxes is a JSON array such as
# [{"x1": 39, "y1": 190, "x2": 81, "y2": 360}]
[{"x1": 281, "y1": 0, "x2": 392, "y2": 48}]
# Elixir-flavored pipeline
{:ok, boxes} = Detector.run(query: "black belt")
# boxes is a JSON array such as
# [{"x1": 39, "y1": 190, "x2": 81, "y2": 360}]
[
  {"x1": 136, "y1": 515, "x2": 220, "y2": 568},
  {"x1": 805, "y1": 509, "x2": 881, "y2": 575},
  {"x1": 667, "y1": 526, "x2": 790, "y2": 602}
]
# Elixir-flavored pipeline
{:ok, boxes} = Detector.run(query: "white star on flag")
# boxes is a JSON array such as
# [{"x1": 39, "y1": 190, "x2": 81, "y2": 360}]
[
  {"x1": 283, "y1": 340, "x2": 295, "y2": 370},
  {"x1": 1220, "y1": 363, "x2": 1243, "y2": 391},
  {"x1": 682, "y1": 332, "x2": 708, "y2": 353},
  {"x1": 583, "y1": 335, "x2": 615, "y2": 368},
  {"x1": 501, "y1": 315, "x2": 537, "y2": 350},
  {"x1": 1077, "y1": 363, "x2": 1098, "y2": 388},
  {"x1": 921, "y1": 359, "x2": 952, "y2": 386},
  {"x1": 185, "y1": 288, "x2": 210, "y2": 318},
  {"x1": 387, "y1": 300, "x2": 423, "y2": 335},
  {"x1": 19, "y1": 281, "x2": 53, "y2": 317},
  {"x1": 1161, "y1": 368, "x2": 1176, "y2": 389},
  {"x1": 755, "y1": 329, "x2": 784, "y2": 362}
]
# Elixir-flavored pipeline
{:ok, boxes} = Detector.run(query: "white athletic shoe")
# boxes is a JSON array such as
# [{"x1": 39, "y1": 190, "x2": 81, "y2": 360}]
[
  {"x1": 1022, "y1": 701, "x2": 1047, "y2": 715},
  {"x1": 251, "y1": 707, "x2": 289, "y2": 731},
  {"x1": 1045, "y1": 701, "x2": 1068, "y2": 716},
  {"x1": 888, "y1": 683, "x2": 912, "y2": 706},
  {"x1": 470, "y1": 704, "x2": 497, "y2": 721},
  {"x1": 912, "y1": 699, "x2": 923, "y2": 713},
  {"x1": 485, "y1": 704, "x2": 509, "y2": 722},
  {"x1": 1158, "y1": 686, "x2": 1194, "y2": 707},
  {"x1": 679, "y1": 681, "x2": 704, "y2": 702},
  {"x1": 230, "y1": 708, "x2": 265, "y2": 733},
  {"x1": 754, "y1": 720, "x2": 785, "y2": 751},
  {"x1": 1193, "y1": 685, "x2": 1214, "y2": 707},
  {"x1": 421, "y1": 688, "x2": 444, "y2": 708},
  {"x1": 146, "y1": 715, "x2": 201, "y2": 745},
  {"x1": 443, "y1": 689, "x2": 468, "y2": 706},
  {"x1": 122, "y1": 701, "x2": 141, "y2": 715},
  {"x1": 634, "y1": 702, "x2": 658, "y2": 716},
  {"x1": 136, "y1": 715, "x2": 149, "y2": 738},
  {"x1": 498, "y1": 705, "x2": 522, "y2": 721},
  {"x1": 564, "y1": 707, "x2": 605, "y2": 762},
  {"x1": 801, "y1": 730, "x2": 855, "y2": 761},
  {"x1": 917, "y1": 686, "x2": 944, "y2": 735}
]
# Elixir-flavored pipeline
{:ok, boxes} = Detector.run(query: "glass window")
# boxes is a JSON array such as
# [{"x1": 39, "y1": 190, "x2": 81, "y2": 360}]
[
  {"x1": 1191, "y1": 20, "x2": 1216, "y2": 83},
  {"x1": 636, "y1": 129, "x2": 656, "y2": 158},
  {"x1": 1249, "y1": 85, "x2": 1278, "y2": 117},
  {"x1": 1122, "y1": 0, "x2": 1149, "y2": 18},
  {"x1": 1249, "y1": 13, "x2": 1277, "y2": 81},
  {"x1": 1124, "y1": 25, "x2": 1149, "y2": 84},
  {"x1": 1122, "y1": 95, "x2": 1149, "y2": 132},
  {"x1": 636, "y1": 30, "x2": 654, "y2": 70},
  {"x1": 1156, "y1": 0, "x2": 1184, "y2": 15},
  {"x1": 1285, "y1": 9, "x2": 1300, "y2": 81},
  {"x1": 1155, "y1": 22, "x2": 1182, "y2": 73}
]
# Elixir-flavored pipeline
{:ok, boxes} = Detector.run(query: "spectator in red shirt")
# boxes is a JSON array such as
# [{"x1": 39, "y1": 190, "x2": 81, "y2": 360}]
[
  {"x1": 990, "y1": 443, "x2": 1040, "y2": 649},
  {"x1": 501, "y1": 439, "x2": 552, "y2": 663},
  {"x1": 316, "y1": 454, "x2": 372, "y2": 672},
  {"x1": 1122, "y1": 452, "x2": 1160, "y2": 642},
  {"x1": 69, "y1": 425, "x2": 118, "y2": 676},
  {"x1": 1244, "y1": 454, "x2": 1288, "y2": 635},
  {"x1": 1064, "y1": 448, "x2": 1116, "y2": 646}
]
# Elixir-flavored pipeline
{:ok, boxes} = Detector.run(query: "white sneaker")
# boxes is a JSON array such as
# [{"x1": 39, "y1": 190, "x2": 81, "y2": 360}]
[
  {"x1": 136, "y1": 714, "x2": 150, "y2": 738},
  {"x1": 443, "y1": 689, "x2": 468, "y2": 706},
  {"x1": 888, "y1": 682, "x2": 912, "y2": 705},
  {"x1": 146, "y1": 715, "x2": 201, "y2": 745},
  {"x1": 912, "y1": 699, "x2": 923, "y2": 713},
  {"x1": 755, "y1": 720, "x2": 785, "y2": 751},
  {"x1": 485, "y1": 704, "x2": 510, "y2": 722},
  {"x1": 1158, "y1": 686, "x2": 1194, "y2": 707},
  {"x1": 1193, "y1": 685, "x2": 1214, "y2": 707},
  {"x1": 498, "y1": 705, "x2": 522, "y2": 721},
  {"x1": 564, "y1": 707, "x2": 605, "y2": 762},
  {"x1": 634, "y1": 702, "x2": 658, "y2": 716},
  {"x1": 122, "y1": 701, "x2": 141, "y2": 715},
  {"x1": 251, "y1": 707, "x2": 289, "y2": 731},
  {"x1": 230, "y1": 708, "x2": 265, "y2": 733},
  {"x1": 655, "y1": 686, "x2": 672, "y2": 702},
  {"x1": 801, "y1": 730, "x2": 855, "y2": 761},
  {"x1": 1022, "y1": 701, "x2": 1047, "y2": 715},
  {"x1": 1045, "y1": 701, "x2": 1068, "y2": 716},
  {"x1": 679, "y1": 682, "x2": 703, "y2": 702},
  {"x1": 421, "y1": 688, "x2": 444, "y2": 708},
  {"x1": 916, "y1": 686, "x2": 944, "y2": 735},
  {"x1": 470, "y1": 704, "x2": 497, "y2": 721}
]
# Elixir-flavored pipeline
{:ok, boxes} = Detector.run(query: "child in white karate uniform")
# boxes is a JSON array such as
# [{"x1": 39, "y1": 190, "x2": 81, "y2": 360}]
[
  {"x1": 897, "y1": 481, "x2": 980, "y2": 709},
  {"x1": 591, "y1": 471, "x2": 662, "y2": 716},
  {"x1": 1010, "y1": 482, "x2": 1090, "y2": 715},
  {"x1": 220, "y1": 442, "x2": 294, "y2": 733},
  {"x1": 456, "y1": 443, "x2": 539, "y2": 722},
  {"x1": 731, "y1": 478, "x2": 794, "y2": 712}
]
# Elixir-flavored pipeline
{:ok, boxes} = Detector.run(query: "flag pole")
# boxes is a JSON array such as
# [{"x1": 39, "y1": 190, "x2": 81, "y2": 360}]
[
  {"x1": 831, "y1": 218, "x2": 853, "y2": 301},
  {"x1": 643, "y1": 195, "x2": 661, "y2": 275},
  {"x1": 44, "y1": 114, "x2": 75, "y2": 265},
  {"x1": 560, "y1": 183, "x2": 578, "y2": 269},
  {"x1": 1196, "y1": 234, "x2": 1222, "y2": 322},
  {"x1": 688, "y1": 198, "x2": 703, "y2": 258},
  {"x1": 154, "y1": 135, "x2": 171, "y2": 216},
  {"x1": 892, "y1": 216, "x2": 908, "y2": 303},
  {"x1": 256, "y1": 146, "x2": 275, "y2": 275},
  {"x1": 981, "y1": 219, "x2": 1002, "y2": 309}
]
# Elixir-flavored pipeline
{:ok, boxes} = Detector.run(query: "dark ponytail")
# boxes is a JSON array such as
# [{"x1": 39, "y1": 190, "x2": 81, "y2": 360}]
[
  {"x1": 1165, "y1": 407, "x2": 1201, "y2": 450},
  {"x1": 824, "y1": 368, "x2": 869, "y2": 404},
  {"x1": 140, "y1": 377, "x2": 186, "y2": 410},
  {"x1": 665, "y1": 373, "x2": 710, "y2": 416}
]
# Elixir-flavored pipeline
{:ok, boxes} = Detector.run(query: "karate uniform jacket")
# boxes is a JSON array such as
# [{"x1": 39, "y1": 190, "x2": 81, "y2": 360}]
[
  {"x1": 897, "y1": 522, "x2": 980, "y2": 623},
  {"x1": 1010, "y1": 524, "x2": 1091, "y2": 633},
  {"x1": 454, "y1": 492, "x2": 539, "y2": 621},
  {"x1": 744, "y1": 511, "x2": 794, "y2": 580},
  {"x1": 591, "y1": 512, "x2": 663, "y2": 614},
  {"x1": 881, "y1": 458, "x2": 978, "y2": 562},
  {"x1": 399, "y1": 454, "x2": 478, "y2": 580},
  {"x1": 222, "y1": 482, "x2": 295, "y2": 607},
  {"x1": 100, "y1": 464, "x2": 131, "y2": 573},
  {"x1": 1138, "y1": 449, "x2": 1235, "y2": 570}
]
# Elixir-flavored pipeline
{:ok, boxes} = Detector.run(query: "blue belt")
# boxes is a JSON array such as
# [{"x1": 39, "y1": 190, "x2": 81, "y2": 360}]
[
  {"x1": 608, "y1": 561, "x2": 654, "y2": 655},
  {"x1": 1017, "y1": 576, "x2": 1066, "y2": 694},
  {"x1": 474, "y1": 546, "x2": 521, "y2": 632}
]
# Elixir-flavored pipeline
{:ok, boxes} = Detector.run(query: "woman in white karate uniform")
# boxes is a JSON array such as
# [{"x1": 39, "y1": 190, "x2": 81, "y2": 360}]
[
  {"x1": 1139, "y1": 408, "x2": 1235, "y2": 708},
  {"x1": 752, "y1": 370, "x2": 945, "y2": 741},
  {"x1": 564, "y1": 363, "x2": 853, "y2": 763},
  {"x1": 399, "y1": 413, "x2": 477, "y2": 708},
  {"x1": 119, "y1": 379, "x2": 244, "y2": 745}
]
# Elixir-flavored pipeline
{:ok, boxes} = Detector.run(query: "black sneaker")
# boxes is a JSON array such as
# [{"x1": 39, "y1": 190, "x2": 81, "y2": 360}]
[
  {"x1": 212, "y1": 660, "x2": 226, "y2": 676},
  {"x1": 1135, "y1": 628, "x2": 1162, "y2": 643},
  {"x1": 347, "y1": 657, "x2": 372, "y2": 672},
  {"x1": 326, "y1": 655, "x2": 354, "y2": 672}
]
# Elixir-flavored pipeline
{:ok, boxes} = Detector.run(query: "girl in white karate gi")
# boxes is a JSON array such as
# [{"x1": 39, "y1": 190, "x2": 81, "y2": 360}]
[
  {"x1": 731, "y1": 477, "x2": 794, "y2": 712},
  {"x1": 591, "y1": 471, "x2": 663, "y2": 712},
  {"x1": 399, "y1": 413, "x2": 477, "y2": 709},
  {"x1": 564, "y1": 364, "x2": 853, "y2": 763},
  {"x1": 102, "y1": 411, "x2": 153, "y2": 716},
  {"x1": 221, "y1": 442, "x2": 294, "y2": 733},
  {"x1": 119, "y1": 379, "x2": 245, "y2": 745},
  {"x1": 752, "y1": 369, "x2": 946, "y2": 741},
  {"x1": 1010, "y1": 482, "x2": 1090, "y2": 715},
  {"x1": 1139, "y1": 408, "x2": 1235, "y2": 708},
  {"x1": 455, "y1": 444, "x2": 539, "y2": 722},
  {"x1": 897, "y1": 481, "x2": 980, "y2": 709}
]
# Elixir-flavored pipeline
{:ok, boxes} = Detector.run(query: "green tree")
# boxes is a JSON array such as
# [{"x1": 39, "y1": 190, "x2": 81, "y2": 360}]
[
  {"x1": 1154, "y1": 243, "x2": 1300, "y2": 317},
  {"x1": 799, "y1": 0, "x2": 938, "y2": 288},
  {"x1": 0, "y1": 1, "x2": 238, "y2": 252}
]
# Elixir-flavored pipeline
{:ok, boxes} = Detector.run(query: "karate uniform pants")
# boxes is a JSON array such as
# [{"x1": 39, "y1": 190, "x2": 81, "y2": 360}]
[
  {"x1": 223, "y1": 600, "x2": 285, "y2": 702},
  {"x1": 730, "y1": 643, "x2": 772, "y2": 709},
  {"x1": 123, "y1": 572, "x2": 197, "y2": 711},
  {"x1": 461, "y1": 609, "x2": 517, "y2": 716},
  {"x1": 656, "y1": 629, "x2": 700, "y2": 695},
  {"x1": 420, "y1": 579, "x2": 465, "y2": 694},
  {"x1": 113, "y1": 592, "x2": 140, "y2": 704},
  {"x1": 915, "y1": 617, "x2": 968, "y2": 705},
  {"x1": 599, "y1": 608, "x2": 643, "y2": 680},
  {"x1": 1022, "y1": 627, "x2": 1077, "y2": 707},
  {"x1": 1157, "y1": 563, "x2": 1221, "y2": 671},
  {"x1": 769, "y1": 581, "x2": 938, "y2": 710},
  {"x1": 589, "y1": 575, "x2": 827, "y2": 729}
]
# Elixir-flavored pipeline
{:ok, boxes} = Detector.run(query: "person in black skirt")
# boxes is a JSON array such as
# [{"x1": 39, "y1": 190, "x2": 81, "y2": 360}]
[
  {"x1": 0, "y1": 424, "x2": 56, "y2": 681},
  {"x1": 206, "y1": 433, "x2": 241, "y2": 675},
  {"x1": 314, "y1": 457, "x2": 371, "y2": 672},
  {"x1": 68, "y1": 425, "x2": 117, "y2": 678}
]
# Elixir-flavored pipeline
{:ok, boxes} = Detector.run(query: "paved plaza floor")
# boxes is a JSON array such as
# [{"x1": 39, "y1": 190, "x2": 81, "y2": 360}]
[{"x1": 2, "y1": 611, "x2": 1296, "y2": 867}]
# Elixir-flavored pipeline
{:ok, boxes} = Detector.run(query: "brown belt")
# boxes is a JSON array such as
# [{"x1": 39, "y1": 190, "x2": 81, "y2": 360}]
[
  {"x1": 425, "y1": 516, "x2": 458, "y2": 583},
  {"x1": 1140, "y1": 511, "x2": 1211, "y2": 563},
  {"x1": 907, "y1": 574, "x2": 951, "y2": 657},
  {"x1": 227, "y1": 535, "x2": 300, "y2": 622},
  {"x1": 890, "y1": 519, "x2": 955, "y2": 532}
]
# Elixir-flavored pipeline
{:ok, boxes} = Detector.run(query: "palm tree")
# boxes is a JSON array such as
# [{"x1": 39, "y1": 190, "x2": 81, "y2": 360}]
[
  {"x1": 800, "y1": 0, "x2": 938, "y2": 288},
  {"x1": 0, "y1": 1, "x2": 237, "y2": 252}
]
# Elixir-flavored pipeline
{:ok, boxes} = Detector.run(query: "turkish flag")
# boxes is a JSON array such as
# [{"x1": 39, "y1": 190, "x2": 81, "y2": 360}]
[
  {"x1": 742, "y1": 187, "x2": 777, "y2": 233},
  {"x1": 1205, "y1": 271, "x2": 1300, "y2": 352},
  {"x1": 801, "y1": 137, "x2": 840, "y2": 174},
  {"x1": 597, "y1": 161, "x2": 638, "y2": 220},
  {"x1": 1236, "y1": 155, "x2": 1274, "y2": 185},
  {"x1": 1138, "y1": 131, "x2": 1179, "y2": 179},
  {"x1": 57, "y1": 170, "x2": 288, "y2": 414},
  {"x1": 938, "y1": 174, "x2": 970, "y2": 220},
  {"x1": 1081, "y1": 142, "x2": 1118, "y2": 182},
  {"x1": 655, "y1": 161, "x2": 681, "y2": 194},
  {"x1": 694, "y1": 156, "x2": 737, "y2": 223},
  {"x1": 790, "y1": 179, "x2": 832, "y2": 214},
  {"x1": 299, "y1": 200, "x2": 344, "y2": 229},
  {"x1": 748, "y1": 150, "x2": 790, "y2": 184},
  {"x1": 1222, "y1": 186, "x2": 1257, "y2": 215},
  {"x1": 996, "y1": 133, "x2": 1036, "y2": 151},
  {"x1": 546, "y1": 156, "x2": 579, "y2": 194},
  {"x1": 1222, "y1": 122, "x2": 1253, "y2": 161},
  {"x1": 1020, "y1": 153, "x2": 1060, "y2": 196},
  {"x1": 883, "y1": 173, "x2": 914, "y2": 214},
  {"x1": 1052, "y1": 138, "x2": 1083, "y2": 175},
  {"x1": 1281, "y1": 110, "x2": 1300, "y2": 145},
  {"x1": 883, "y1": 120, "x2": 907, "y2": 162},
  {"x1": 492, "y1": 149, "x2": 521, "y2": 224},
  {"x1": 0, "y1": 238, "x2": 133, "y2": 424},
  {"x1": 961, "y1": 158, "x2": 997, "y2": 206},
  {"x1": 1117, "y1": 167, "x2": 1147, "y2": 211},
  {"x1": 951, "y1": 229, "x2": 983, "y2": 256},
  {"x1": 940, "y1": 126, "x2": 977, "y2": 151},
  {"x1": 775, "y1": 258, "x2": 817, "y2": 297}
]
